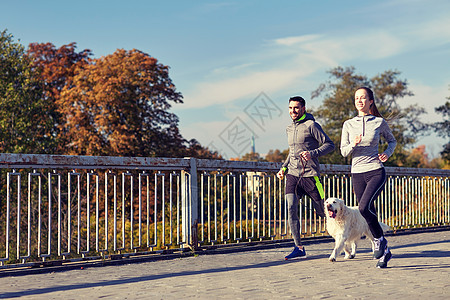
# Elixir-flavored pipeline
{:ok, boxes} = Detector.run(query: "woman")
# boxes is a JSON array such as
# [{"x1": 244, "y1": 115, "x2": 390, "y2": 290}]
[{"x1": 340, "y1": 87, "x2": 397, "y2": 268}]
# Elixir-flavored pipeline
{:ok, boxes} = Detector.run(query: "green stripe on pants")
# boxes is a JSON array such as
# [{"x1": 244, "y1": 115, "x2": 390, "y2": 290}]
[{"x1": 314, "y1": 176, "x2": 325, "y2": 200}]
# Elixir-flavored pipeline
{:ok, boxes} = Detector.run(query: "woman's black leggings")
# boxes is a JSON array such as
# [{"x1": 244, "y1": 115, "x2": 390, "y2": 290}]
[{"x1": 352, "y1": 168, "x2": 386, "y2": 239}]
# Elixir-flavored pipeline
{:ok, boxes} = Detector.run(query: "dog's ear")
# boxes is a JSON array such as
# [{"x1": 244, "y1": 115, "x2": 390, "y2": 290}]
[{"x1": 340, "y1": 200, "x2": 351, "y2": 216}]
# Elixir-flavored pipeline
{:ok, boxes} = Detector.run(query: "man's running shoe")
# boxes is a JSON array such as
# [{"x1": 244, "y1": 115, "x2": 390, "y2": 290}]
[
  {"x1": 373, "y1": 236, "x2": 388, "y2": 259},
  {"x1": 376, "y1": 248, "x2": 392, "y2": 268},
  {"x1": 284, "y1": 246, "x2": 307, "y2": 260}
]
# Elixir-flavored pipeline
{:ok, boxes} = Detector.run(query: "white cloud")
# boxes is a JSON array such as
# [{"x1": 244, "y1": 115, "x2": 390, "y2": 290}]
[
  {"x1": 398, "y1": 81, "x2": 448, "y2": 158},
  {"x1": 182, "y1": 69, "x2": 301, "y2": 109},
  {"x1": 180, "y1": 30, "x2": 410, "y2": 109},
  {"x1": 179, "y1": 10, "x2": 449, "y2": 118},
  {"x1": 273, "y1": 34, "x2": 322, "y2": 46},
  {"x1": 406, "y1": 81, "x2": 448, "y2": 123},
  {"x1": 176, "y1": 1, "x2": 450, "y2": 158},
  {"x1": 292, "y1": 31, "x2": 405, "y2": 63},
  {"x1": 212, "y1": 63, "x2": 259, "y2": 75},
  {"x1": 409, "y1": 18, "x2": 450, "y2": 42},
  {"x1": 180, "y1": 120, "x2": 229, "y2": 142},
  {"x1": 179, "y1": 110, "x2": 287, "y2": 159}
]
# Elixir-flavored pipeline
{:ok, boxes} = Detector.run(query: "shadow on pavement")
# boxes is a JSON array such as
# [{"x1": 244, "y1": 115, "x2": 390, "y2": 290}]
[{"x1": 0, "y1": 255, "x2": 326, "y2": 299}]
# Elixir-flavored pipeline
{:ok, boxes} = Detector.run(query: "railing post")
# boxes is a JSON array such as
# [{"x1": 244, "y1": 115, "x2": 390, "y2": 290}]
[{"x1": 181, "y1": 158, "x2": 198, "y2": 249}]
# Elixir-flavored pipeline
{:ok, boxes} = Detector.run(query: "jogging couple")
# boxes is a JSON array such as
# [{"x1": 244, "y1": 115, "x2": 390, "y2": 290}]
[{"x1": 277, "y1": 87, "x2": 396, "y2": 268}]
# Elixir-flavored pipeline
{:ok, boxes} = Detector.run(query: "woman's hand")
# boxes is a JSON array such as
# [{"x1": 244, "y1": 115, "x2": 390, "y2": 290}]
[
  {"x1": 378, "y1": 153, "x2": 389, "y2": 162},
  {"x1": 354, "y1": 134, "x2": 362, "y2": 146}
]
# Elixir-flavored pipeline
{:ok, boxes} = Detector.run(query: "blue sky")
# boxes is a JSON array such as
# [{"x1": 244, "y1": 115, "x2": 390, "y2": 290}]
[{"x1": 2, "y1": 0, "x2": 449, "y2": 159}]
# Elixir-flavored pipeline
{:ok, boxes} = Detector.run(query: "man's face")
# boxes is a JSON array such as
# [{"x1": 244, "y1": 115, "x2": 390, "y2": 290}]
[{"x1": 289, "y1": 101, "x2": 305, "y2": 120}]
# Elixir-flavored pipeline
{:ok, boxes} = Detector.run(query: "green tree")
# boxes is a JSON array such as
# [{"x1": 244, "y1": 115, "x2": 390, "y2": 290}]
[
  {"x1": 184, "y1": 139, "x2": 222, "y2": 159},
  {"x1": 0, "y1": 30, "x2": 56, "y2": 153},
  {"x1": 310, "y1": 66, "x2": 426, "y2": 166},
  {"x1": 433, "y1": 96, "x2": 450, "y2": 165}
]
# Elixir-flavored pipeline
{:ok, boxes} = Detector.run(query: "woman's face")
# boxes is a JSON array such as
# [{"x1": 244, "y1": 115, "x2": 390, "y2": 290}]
[{"x1": 354, "y1": 89, "x2": 373, "y2": 115}]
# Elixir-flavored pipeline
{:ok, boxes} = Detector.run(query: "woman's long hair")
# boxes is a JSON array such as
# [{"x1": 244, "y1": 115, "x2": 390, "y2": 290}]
[{"x1": 356, "y1": 86, "x2": 383, "y2": 118}]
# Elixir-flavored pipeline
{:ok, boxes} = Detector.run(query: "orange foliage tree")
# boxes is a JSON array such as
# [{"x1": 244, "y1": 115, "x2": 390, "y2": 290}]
[
  {"x1": 27, "y1": 43, "x2": 220, "y2": 158},
  {"x1": 56, "y1": 48, "x2": 185, "y2": 156},
  {"x1": 27, "y1": 42, "x2": 92, "y2": 153}
]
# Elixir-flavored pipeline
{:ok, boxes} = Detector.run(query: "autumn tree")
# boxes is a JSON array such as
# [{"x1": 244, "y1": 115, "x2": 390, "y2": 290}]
[
  {"x1": 53, "y1": 48, "x2": 185, "y2": 156},
  {"x1": 27, "y1": 42, "x2": 92, "y2": 154},
  {"x1": 265, "y1": 149, "x2": 288, "y2": 162},
  {"x1": 231, "y1": 152, "x2": 265, "y2": 162},
  {"x1": 28, "y1": 42, "x2": 219, "y2": 158},
  {"x1": 0, "y1": 30, "x2": 56, "y2": 153},
  {"x1": 401, "y1": 145, "x2": 430, "y2": 168},
  {"x1": 310, "y1": 66, "x2": 426, "y2": 166},
  {"x1": 397, "y1": 145, "x2": 446, "y2": 168}
]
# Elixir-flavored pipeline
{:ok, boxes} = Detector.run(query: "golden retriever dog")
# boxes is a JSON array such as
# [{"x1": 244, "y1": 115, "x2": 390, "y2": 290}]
[{"x1": 324, "y1": 197, "x2": 390, "y2": 262}]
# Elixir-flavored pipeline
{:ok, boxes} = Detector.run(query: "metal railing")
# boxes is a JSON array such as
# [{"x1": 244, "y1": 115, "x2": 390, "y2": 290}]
[{"x1": 0, "y1": 153, "x2": 449, "y2": 267}]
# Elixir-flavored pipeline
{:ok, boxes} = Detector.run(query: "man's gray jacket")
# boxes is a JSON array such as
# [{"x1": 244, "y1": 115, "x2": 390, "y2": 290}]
[{"x1": 281, "y1": 113, "x2": 335, "y2": 177}]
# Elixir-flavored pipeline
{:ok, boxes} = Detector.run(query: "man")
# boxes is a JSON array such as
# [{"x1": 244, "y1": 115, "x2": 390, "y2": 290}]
[{"x1": 277, "y1": 96, "x2": 335, "y2": 260}]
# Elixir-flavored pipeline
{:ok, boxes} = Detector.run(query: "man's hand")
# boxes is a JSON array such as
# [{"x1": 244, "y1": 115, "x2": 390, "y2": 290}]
[
  {"x1": 300, "y1": 151, "x2": 311, "y2": 161},
  {"x1": 277, "y1": 169, "x2": 285, "y2": 180}
]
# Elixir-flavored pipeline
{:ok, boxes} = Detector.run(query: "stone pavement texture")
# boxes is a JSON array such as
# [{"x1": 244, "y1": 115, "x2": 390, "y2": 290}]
[{"x1": 0, "y1": 229, "x2": 449, "y2": 299}]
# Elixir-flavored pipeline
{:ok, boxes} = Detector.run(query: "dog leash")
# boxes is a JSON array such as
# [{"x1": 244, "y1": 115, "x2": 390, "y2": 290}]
[
  {"x1": 299, "y1": 155, "x2": 306, "y2": 177},
  {"x1": 294, "y1": 155, "x2": 307, "y2": 200}
]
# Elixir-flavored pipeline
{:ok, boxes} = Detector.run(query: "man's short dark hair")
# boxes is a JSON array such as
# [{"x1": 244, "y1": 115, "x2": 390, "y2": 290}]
[{"x1": 289, "y1": 96, "x2": 305, "y2": 106}]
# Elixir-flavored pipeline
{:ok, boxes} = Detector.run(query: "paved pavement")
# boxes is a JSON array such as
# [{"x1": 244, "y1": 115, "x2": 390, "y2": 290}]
[{"x1": 0, "y1": 229, "x2": 449, "y2": 299}]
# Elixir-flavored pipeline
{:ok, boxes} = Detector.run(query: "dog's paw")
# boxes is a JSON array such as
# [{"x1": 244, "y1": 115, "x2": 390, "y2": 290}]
[
  {"x1": 329, "y1": 256, "x2": 336, "y2": 262},
  {"x1": 344, "y1": 254, "x2": 355, "y2": 259}
]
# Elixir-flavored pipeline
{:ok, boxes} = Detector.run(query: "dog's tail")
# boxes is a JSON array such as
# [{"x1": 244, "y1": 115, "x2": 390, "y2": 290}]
[{"x1": 379, "y1": 222, "x2": 391, "y2": 233}]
